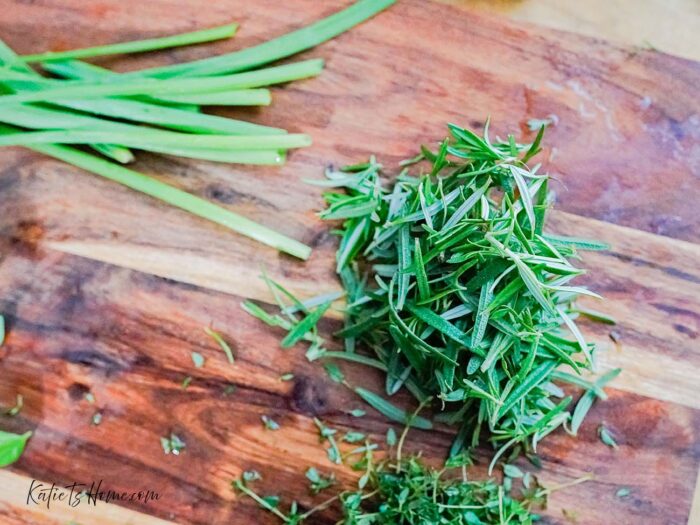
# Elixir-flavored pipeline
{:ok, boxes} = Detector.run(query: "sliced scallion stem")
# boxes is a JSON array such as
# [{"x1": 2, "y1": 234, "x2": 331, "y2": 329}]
[
  {"x1": 155, "y1": 89, "x2": 272, "y2": 106},
  {"x1": 0, "y1": 41, "x2": 136, "y2": 162},
  {"x1": 43, "y1": 98, "x2": 284, "y2": 135},
  {"x1": 0, "y1": 59, "x2": 324, "y2": 105},
  {"x1": 7, "y1": 136, "x2": 310, "y2": 259},
  {"x1": 19, "y1": 23, "x2": 238, "y2": 63},
  {"x1": 41, "y1": 62, "x2": 273, "y2": 105},
  {"x1": 129, "y1": 0, "x2": 396, "y2": 78},
  {"x1": 0, "y1": 130, "x2": 311, "y2": 150}
]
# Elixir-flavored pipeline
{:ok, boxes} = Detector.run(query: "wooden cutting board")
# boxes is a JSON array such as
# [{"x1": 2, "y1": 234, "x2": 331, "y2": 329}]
[{"x1": 0, "y1": 1, "x2": 698, "y2": 524}]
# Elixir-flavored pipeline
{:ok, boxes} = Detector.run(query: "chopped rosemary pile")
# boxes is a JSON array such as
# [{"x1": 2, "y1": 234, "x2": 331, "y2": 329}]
[
  {"x1": 0, "y1": 0, "x2": 395, "y2": 259},
  {"x1": 312, "y1": 123, "x2": 616, "y2": 465},
  {"x1": 245, "y1": 122, "x2": 618, "y2": 469}
]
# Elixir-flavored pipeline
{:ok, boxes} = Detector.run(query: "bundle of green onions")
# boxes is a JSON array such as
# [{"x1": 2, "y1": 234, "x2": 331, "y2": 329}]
[{"x1": 0, "y1": 0, "x2": 395, "y2": 259}]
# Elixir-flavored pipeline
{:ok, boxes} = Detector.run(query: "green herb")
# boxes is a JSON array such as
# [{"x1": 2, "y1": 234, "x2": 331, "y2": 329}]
[
  {"x1": 504, "y1": 464, "x2": 525, "y2": 478},
  {"x1": 181, "y1": 376, "x2": 193, "y2": 389},
  {"x1": 573, "y1": 307, "x2": 616, "y2": 325},
  {"x1": 160, "y1": 433, "x2": 186, "y2": 455},
  {"x1": 223, "y1": 384, "x2": 237, "y2": 396},
  {"x1": 598, "y1": 425, "x2": 618, "y2": 449},
  {"x1": 204, "y1": 327, "x2": 235, "y2": 364},
  {"x1": 616, "y1": 487, "x2": 631, "y2": 498},
  {"x1": 279, "y1": 373, "x2": 295, "y2": 382},
  {"x1": 242, "y1": 277, "x2": 330, "y2": 352},
  {"x1": 261, "y1": 415, "x2": 280, "y2": 431},
  {"x1": 243, "y1": 470, "x2": 262, "y2": 482},
  {"x1": 191, "y1": 351, "x2": 205, "y2": 368},
  {"x1": 323, "y1": 363, "x2": 345, "y2": 383},
  {"x1": 281, "y1": 302, "x2": 332, "y2": 348},
  {"x1": 527, "y1": 116, "x2": 558, "y2": 131},
  {"x1": 234, "y1": 479, "x2": 296, "y2": 523},
  {"x1": 6, "y1": 394, "x2": 23, "y2": 416},
  {"x1": 354, "y1": 387, "x2": 432, "y2": 430},
  {"x1": 314, "y1": 418, "x2": 342, "y2": 465},
  {"x1": 385, "y1": 428, "x2": 397, "y2": 446},
  {"x1": 347, "y1": 409, "x2": 366, "y2": 417},
  {"x1": 570, "y1": 368, "x2": 621, "y2": 435},
  {"x1": 342, "y1": 431, "x2": 366, "y2": 444},
  {"x1": 312, "y1": 123, "x2": 615, "y2": 467},
  {"x1": 0, "y1": 430, "x2": 31, "y2": 467},
  {"x1": 237, "y1": 419, "x2": 542, "y2": 524},
  {"x1": 305, "y1": 467, "x2": 336, "y2": 495}
]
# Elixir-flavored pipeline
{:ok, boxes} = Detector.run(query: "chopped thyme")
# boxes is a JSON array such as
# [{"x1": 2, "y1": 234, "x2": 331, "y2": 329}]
[
  {"x1": 6, "y1": 394, "x2": 23, "y2": 417},
  {"x1": 261, "y1": 415, "x2": 280, "y2": 431},
  {"x1": 204, "y1": 326, "x2": 235, "y2": 364},
  {"x1": 160, "y1": 433, "x2": 186, "y2": 455},
  {"x1": 191, "y1": 351, "x2": 205, "y2": 368}
]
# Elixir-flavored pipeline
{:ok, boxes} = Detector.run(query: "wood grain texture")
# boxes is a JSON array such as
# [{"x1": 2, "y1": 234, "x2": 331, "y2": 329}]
[
  {"x1": 0, "y1": 0, "x2": 698, "y2": 524},
  {"x1": 0, "y1": 470, "x2": 173, "y2": 525},
  {"x1": 443, "y1": 0, "x2": 700, "y2": 62},
  {"x1": 0, "y1": 249, "x2": 698, "y2": 525}
]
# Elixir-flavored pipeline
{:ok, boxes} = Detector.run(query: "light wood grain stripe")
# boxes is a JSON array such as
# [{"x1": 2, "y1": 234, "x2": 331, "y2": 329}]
[
  {"x1": 0, "y1": 470, "x2": 175, "y2": 525},
  {"x1": 690, "y1": 467, "x2": 700, "y2": 525},
  {"x1": 45, "y1": 209, "x2": 700, "y2": 411}
]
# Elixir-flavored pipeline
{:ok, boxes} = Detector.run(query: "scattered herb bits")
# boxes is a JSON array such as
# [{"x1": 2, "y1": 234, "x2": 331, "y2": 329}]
[
  {"x1": 261, "y1": 415, "x2": 280, "y2": 431},
  {"x1": 305, "y1": 467, "x2": 336, "y2": 495},
  {"x1": 5, "y1": 394, "x2": 23, "y2": 417},
  {"x1": 236, "y1": 428, "x2": 543, "y2": 525},
  {"x1": 243, "y1": 470, "x2": 262, "y2": 482},
  {"x1": 598, "y1": 424, "x2": 619, "y2": 449},
  {"x1": 314, "y1": 418, "x2": 342, "y2": 465},
  {"x1": 223, "y1": 384, "x2": 237, "y2": 396},
  {"x1": 191, "y1": 351, "x2": 205, "y2": 369},
  {"x1": 160, "y1": 433, "x2": 186, "y2": 455},
  {"x1": 616, "y1": 487, "x2": 631, "y2": 498},
  {"x1": 204, "y1": 327, "x2": 235, "y2": 364}
]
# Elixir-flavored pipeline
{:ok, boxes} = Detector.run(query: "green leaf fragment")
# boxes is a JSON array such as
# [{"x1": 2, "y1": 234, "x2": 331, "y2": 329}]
[{"x1": 0, "y1": 430, "x2": 31, "y2": 467}]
